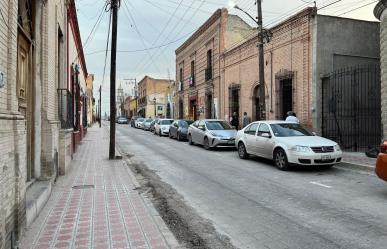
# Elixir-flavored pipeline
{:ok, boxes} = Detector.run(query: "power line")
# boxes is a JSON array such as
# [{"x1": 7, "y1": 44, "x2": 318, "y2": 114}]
[
  {"x1": 337, "y1": 0, "x2": 378, "y2": 16},
  {"x1": 82, "y1": 4, "x2": 106, "y2": 48},
  {"x1": 85, "y1": 30, "x2": 195, "y2": 55},
  {"x1": 101, "y1": 11, "x2": 112, "y2": 89}
]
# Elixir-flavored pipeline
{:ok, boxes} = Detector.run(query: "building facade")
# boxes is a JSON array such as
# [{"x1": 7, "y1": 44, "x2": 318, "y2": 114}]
[
  {"x1": 86, "y1": 74, "x2": 95, "y2": 126},
  {"x1": 375, "y1": 0, "x2": 387, "y2": 139},
  {"x1": 175, "y1": 8, "x2": 253, "y2": 121},
  {"x1": 0, "y1": 1, "x2": 91, "y2": 248},
  {"x1": 137, "y1": 76, "x2": 171, "y2": 118}
]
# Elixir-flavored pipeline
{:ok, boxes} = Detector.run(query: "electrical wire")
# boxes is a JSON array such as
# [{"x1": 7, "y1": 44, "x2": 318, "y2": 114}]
[
  {"x1": 101, "y1": 11, "x2": 112, "y2": 89},
  {"x1": 337, "y1": 0, "x2": 378, "y2": 16}
]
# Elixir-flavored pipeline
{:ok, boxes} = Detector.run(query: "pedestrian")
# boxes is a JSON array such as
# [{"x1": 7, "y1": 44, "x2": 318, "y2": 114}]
[
  {"x1": 242, "y1": 112, "x2": 251, "y2": 128},
  {"x1": 285, "y1": 111, "x2": 300, "y2": 123},
  {"x1": 230, "y1": 111, "x2": 239, "y2": 130}
]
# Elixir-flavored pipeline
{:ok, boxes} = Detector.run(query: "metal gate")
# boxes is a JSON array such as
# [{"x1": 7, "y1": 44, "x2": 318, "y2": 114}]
[{"x1": 322, "y1": 64, "x2": 381, "y2": 151}]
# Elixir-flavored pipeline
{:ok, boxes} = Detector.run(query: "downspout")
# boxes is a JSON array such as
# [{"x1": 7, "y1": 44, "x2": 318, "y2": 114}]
[{"x1": 270, "y1": 50, "x2": 273, "y2": 114}]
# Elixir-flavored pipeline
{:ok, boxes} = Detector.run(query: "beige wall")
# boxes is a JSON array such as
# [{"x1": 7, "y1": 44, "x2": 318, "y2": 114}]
[{"x1": 221, "y1": 8, "x2": 314, "y2": 127}]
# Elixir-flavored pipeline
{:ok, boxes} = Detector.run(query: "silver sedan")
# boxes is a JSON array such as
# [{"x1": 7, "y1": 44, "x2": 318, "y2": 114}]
[{"x1": 187, "y1": 119, "x2": 237, "y2": 150}]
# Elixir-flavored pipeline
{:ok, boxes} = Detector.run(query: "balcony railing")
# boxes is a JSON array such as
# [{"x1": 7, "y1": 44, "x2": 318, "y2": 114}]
[
  {"x1": 205, "y1": 67, "x2": 213, "y2": 81},
  {"x1": 57, "y1": 88, "x2": 74, "y2": 129}
]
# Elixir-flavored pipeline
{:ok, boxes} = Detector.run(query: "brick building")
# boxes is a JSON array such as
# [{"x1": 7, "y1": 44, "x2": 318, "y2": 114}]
[
  {"x1": 375, "y1": 0, "x2": 387, "y2": 138},
  {"x1": 86, "y1": 74, "x2": 95, "y2": 126},
  {"x1": 175, "y1": 8, "x2": 253, "y2": 120},
  {"x1": 219, "y1": 7, "x2": 379, "y2": 150},
  {"x1": 137, "y1": 76, "x2": 171, "y2": 118},
  {"x1": 0, "y1": 1, "x2": 90, "y2": 248}
]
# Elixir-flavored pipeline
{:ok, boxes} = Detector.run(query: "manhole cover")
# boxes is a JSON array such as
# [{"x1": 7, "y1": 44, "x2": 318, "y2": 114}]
[{"x1": 72, "y1": 185, "x2": 95, "y2": 189}]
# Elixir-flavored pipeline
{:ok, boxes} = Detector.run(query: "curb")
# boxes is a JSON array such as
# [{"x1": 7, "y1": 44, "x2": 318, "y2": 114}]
[{"x1": 335, "y1": 161, "x2": 375, "y2": 174}]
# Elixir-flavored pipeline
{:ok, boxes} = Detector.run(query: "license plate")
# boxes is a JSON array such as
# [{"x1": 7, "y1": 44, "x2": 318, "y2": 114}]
[
  {"x1": 321, "y1": 155, "x2": 331, "y2": 161},
  {"x1": 228, "y1": 140, "x2": 235, "y2": 144}
]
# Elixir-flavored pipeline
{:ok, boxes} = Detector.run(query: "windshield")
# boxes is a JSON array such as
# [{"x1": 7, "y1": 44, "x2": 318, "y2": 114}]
[
  {"x1": 161, "y1": 120, "x2": 173, "y2": 125},
  {"x1": 181, "y1": 120, "x2": 193, "y2": 127},
  {"x1": 138, "y1": 118, "x2": 144, "y2": 122},
  {"x1": 146, "y1": 119, "x2": 152, "y2": 122},
  {"x1": 205, "y1": 121, "x2": 233, "y2": 130},
  {"x1": 270, "y1": 123, "x2": 313, "y2": 137}
]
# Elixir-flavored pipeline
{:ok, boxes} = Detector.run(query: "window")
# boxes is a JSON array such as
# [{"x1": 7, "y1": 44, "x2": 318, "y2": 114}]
[
  {"x1": 205, "y1": 50, "x2": 212, "y2": 81},
  {"x1": 205, "y1": 121, "x2": 233, "y2": 130},
  {"x1": 270, "y1": 123, "x2": 313, "y2": 137},
  {"x1": 157, "y1": 106, "x2": 163, "y2": 111},
  {"x1": 161, "y1": 120, "x2": 173, "y2": 125},
  {"x1": 198, "y1": 120, "x2": 205, "y2": 127},
  {"x1": 244, "y1": 123, "x2": 259, "y2": 135},
  {"x1": 192, "y1": 121, "x2": 199, "y2": 127},
  {"x1": 179, "y1": 68, "x2": 183, "y2": 84},
  {"x1": 257, "y1": 123, "x2": 271, "y2": 136},
  {"x1": 190, "y1": 60, "x2": 195, "y2": 86}
]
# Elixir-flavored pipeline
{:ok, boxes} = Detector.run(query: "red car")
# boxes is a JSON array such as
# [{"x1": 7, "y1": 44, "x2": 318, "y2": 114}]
[{"x1": 376, "y1": 140, "x2": 387, "y2": 182}]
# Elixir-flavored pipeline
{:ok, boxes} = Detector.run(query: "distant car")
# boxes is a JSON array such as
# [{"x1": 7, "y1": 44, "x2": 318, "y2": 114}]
[
  {"x1": 154, "y1": 119, "x2": 173, "y2": 136},
  {"x1": 235, "y1": 121, "x2": 342, "y2": 170},
  {"x1": 169, "y1": 120, "x2": 194, "y2": 141},
  {"x1": 143, "y1": 118, "x2": 153, "y2": 131},
  {"x1": 137, "y1": 118, "x2": 146, "y2": 129},
  {"x1": 187, "y1": 119, "x2": 237, "y2": 150},
  {"x1": 117, "y1": 117, "x2": 129, "y2": 124},
  {"x1": 376, "y1": 140, "x2": 387, "y2": 182},
  {"x1": 150, "y1": 119, "x2": 158, "y2": 132},
  {"x1": 130, "y1": 116, "x2": 140, "y2": 127},
  {"x1": 135, "y1": 118, "x2": 145, "y2": 128}
]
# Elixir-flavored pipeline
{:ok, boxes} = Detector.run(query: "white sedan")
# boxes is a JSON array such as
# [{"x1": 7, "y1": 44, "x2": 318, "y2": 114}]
[
  {"x1": 235, "y1": 121, "x2": 342, "y2": 170},
  {"x1": 154, "y1": 119, "x2": 174, "y2": 136}
]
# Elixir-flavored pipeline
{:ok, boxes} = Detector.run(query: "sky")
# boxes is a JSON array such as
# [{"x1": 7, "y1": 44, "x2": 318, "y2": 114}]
[{"x1": 74, "y1": 0, "x2": 379, "y2": 116}]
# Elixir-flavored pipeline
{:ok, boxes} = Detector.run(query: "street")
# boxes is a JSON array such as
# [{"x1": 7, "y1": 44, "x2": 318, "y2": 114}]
[{"x1": 116, "y1": 124, "x2": 387, "y2": 249}]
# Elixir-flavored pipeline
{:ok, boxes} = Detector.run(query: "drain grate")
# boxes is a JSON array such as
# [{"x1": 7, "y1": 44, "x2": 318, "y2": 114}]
[{"x1": 72, "y1": 184, "x2": 95, "y2": 189}]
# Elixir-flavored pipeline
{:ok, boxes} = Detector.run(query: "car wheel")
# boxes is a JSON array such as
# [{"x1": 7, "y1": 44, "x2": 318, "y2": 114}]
[
  {"x1": 274, "y1": 148, "x2": 290, "y2": 171},
  {"x1": 203, "y1": 137, "x2": 211, "y2": 150},
  {"x1": 177, "y1": 132, "x2": 181, "y2": 141},
  {"x1": 238, "y1": 142, "x2": 249, "y2": 159},
  {"x1": 159, "y1": 130, "x2": 162, "y2": 137},
  {"x1": 188, "y1": 135, "x2": 193, "y2": 145},
  {"x1": 169, "y1": 131, "x2": 172, "y2": 139}
]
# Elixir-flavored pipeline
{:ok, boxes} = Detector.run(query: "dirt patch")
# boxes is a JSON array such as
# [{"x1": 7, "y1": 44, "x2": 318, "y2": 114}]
[{"x1": 126, "y1": 160, "x2": 236, "y2": 249}]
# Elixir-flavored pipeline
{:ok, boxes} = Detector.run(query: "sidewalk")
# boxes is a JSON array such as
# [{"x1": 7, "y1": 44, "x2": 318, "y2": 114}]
[
  {"x1": 340, "y1": 152, "x2": 377, "y2": 172},
  {"x1": 20, "y1": 126, "x2": 180, "y2": 249}
]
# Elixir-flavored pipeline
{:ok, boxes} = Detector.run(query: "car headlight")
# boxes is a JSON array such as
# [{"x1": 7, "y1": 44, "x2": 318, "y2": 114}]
[
  {"x1": 291, "y1": 145, "x2": 310, "y2": 152},
  {"x1": 335, "y1": 144, "x2": 341, "y2": 151}
]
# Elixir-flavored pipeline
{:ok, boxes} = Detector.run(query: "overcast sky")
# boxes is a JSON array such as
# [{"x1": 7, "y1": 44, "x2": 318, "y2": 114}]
[{"x1": 75, "y1": 0, "x2": 378, "y2": 116}]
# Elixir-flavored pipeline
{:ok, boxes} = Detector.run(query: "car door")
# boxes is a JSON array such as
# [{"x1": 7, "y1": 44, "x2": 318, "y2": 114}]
[
  {"x1": 171, "y1": 121, "x2": 178, "y2": 137},
  {"x1": 243, "y1": 123, "x2": 259, "y2": 155},
  {"x1": 189, "y1": 121, "x2": 199, "y2": 142},
  {"x1": 195, "y1": 120, "x2": 206, "y2": 144},
  {"x1": 255, "y1": 123, "x2": 275, "y2": 158}
]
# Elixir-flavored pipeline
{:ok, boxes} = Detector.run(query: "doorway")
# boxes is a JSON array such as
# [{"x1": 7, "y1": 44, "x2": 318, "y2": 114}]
[
  {"x1": 280, "y1": 78, "x2": 293, "y2": 119},
  {"x1": 179, "y1": 99, "x2": 184, "y2": 119},
  {"x1": 189, "y1": 99, "x2": 197, "y2": 120},
  {"x1": 229, "y1": 85, "x2": 240, "y2": 119},
  {"x1": 205, "y1": 94, "x2": 212, "y2": 119}
]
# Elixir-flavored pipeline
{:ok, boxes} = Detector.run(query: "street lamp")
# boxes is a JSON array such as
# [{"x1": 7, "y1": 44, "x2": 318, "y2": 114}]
[
  {"x1": 229, "y1": 1, "x2": 272, "y2": 120},
  {"x1": 153, "y1": 97, "x2": 156, "y2": 118}
]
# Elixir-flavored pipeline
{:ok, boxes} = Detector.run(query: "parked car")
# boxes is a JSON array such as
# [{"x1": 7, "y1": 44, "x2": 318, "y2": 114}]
[
  {"x1": 117, "y1": 116, "x2": 129, "y2": 124},
  {"x1": 169, "y1": 120, "x2": 193, "y2": 141},
  {"x1": 154, "y1": 119, "x2": 174, "y2": 136},
  {"x1": 135, "y1": 118, "x2": 145, "y2": 128},
  {"x1": 235, "y1": 121, "x2": 342, "y2": 170},
  {"x1": 130, "y1": 116, "x2": 140, "y2": 127},
  {"x1": 187, "y1": 119, "x2": 237, "y2": 150},
  {"x1": 376, "y1": 140, "x2": 387, "y2": 182},
  {"x1": 143, "y1": 118, "x2": 153, "y2": 131},
  {"x1": 150, "y1": 119, "x2": 158, "y2": 132}
]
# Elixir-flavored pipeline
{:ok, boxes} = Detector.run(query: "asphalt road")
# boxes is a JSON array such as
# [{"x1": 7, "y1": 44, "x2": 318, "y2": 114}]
[{"x1": 115, "y1": 124, "x2": 387, "y2": 249}]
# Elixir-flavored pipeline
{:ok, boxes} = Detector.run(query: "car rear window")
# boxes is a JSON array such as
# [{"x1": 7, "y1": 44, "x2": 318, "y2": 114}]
[
  {"x1": 161, "y1": 120, "x2": 173, "y2": 125},
  {"x1": 205, "y1": 121, "x2": 233, "y2": 130}
]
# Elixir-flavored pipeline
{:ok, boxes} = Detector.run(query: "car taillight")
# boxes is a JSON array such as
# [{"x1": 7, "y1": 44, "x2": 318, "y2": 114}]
[{"x1": 380, "y1": 140, "x2": 387, "y2": 154}]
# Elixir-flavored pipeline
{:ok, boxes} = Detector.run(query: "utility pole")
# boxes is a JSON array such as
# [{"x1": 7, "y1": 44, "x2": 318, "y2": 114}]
[
  {"x1": 257, "y1": 0, "x2": 266, "y2": 120},
  {"x1": 109, "y1": 0, "x2": 119, "y2": 159},
  {"x1": 99, "y1": 85, "x2": 102, "y2": 127}
]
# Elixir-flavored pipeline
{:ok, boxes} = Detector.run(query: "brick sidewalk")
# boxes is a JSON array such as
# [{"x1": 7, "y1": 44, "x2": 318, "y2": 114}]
[{"x1": 20, "y1": 126, "x2": 179, "y2": 249}]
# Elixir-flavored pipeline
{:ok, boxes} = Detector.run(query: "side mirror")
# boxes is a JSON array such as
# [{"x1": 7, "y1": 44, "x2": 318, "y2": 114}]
[
  {"x1": 261, "y1": 132, "x2": 271, "y2": 138},
  {"x1": 312, "y1": 132, "x2": 317, "y2": 136},
  {"x1": 198, "y1": 125, "x2": 205, "y2": 131}
]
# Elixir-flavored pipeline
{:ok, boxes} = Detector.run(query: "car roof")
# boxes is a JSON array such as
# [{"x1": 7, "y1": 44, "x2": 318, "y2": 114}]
[
  {"x1": 250, "y1": 120, "x2": 298, "y2": 124},
  {"x1": 159, "y1": 118, "x2": 174, "y2": 120},
  {"x1": 199, "y1": 119, "x2": 226, "y2": 122}
]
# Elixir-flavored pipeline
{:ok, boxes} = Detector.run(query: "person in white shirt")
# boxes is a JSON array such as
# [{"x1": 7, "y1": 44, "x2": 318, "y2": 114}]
[{"x1": 285, "y1": 111, "x2": 300, "y2": 123}]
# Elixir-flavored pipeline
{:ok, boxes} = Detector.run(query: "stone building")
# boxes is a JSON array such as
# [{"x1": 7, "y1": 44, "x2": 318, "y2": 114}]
[
  {"x1": 86, "y1": 74, "x2": 95, "y2": 126},
  {"x1": 375, "y1": 0, "x2": 387, "y2": 139},
  {"x1": 219, "y1": 7, "x2": 380, "y2": 151},
  {"x1": 175, "y1": 8, "x2": 253, "y2": 120},
  {"x1": 137, "y1": 76, "x2": 172, "y2": 118},
  {"x1": 0, "y1": 1, "x2": 90, "y2": 248}
]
